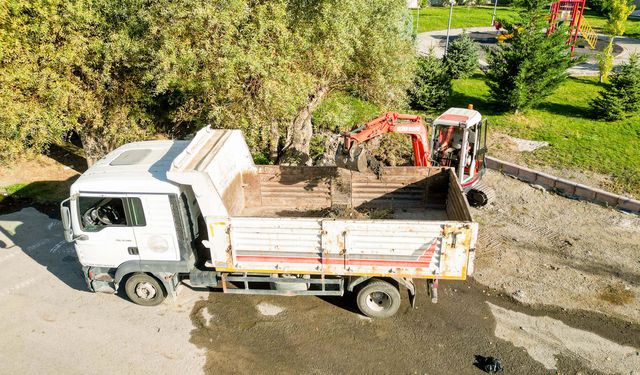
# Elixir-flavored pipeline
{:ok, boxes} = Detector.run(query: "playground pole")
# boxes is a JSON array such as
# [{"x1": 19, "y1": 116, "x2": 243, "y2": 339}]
[
  {"x1": 445, "y1": 2, "x2": 453, "y2": 55},
  {"x1": 491, "y1": 0, "x2": 499, "y2": 26}
]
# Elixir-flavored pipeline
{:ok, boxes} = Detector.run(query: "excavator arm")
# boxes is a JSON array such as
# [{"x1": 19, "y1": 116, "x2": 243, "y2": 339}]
[{"x1": 335, "y1": 112, "x2": 430, "y2": 172}]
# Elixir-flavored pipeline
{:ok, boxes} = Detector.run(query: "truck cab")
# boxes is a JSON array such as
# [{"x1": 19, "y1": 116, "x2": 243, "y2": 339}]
[{"x1": 61, "y1": 140, "x2": 200, "y2": 300}]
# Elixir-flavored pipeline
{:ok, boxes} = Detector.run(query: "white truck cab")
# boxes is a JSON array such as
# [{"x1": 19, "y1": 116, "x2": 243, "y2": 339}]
[{"x1": 61, "y1": 128, "x2": 478, "y2": 318}]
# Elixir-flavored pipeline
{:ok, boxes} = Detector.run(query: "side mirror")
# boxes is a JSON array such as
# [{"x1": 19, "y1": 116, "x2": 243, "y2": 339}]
[{"x1": 60, "y1": 199, "x2": 74, "y2": 243}]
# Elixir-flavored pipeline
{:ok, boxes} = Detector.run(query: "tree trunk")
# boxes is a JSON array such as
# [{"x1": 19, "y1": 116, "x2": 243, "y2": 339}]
[
  {"x1": 79, "y1": 129, "x2": 117, "y2": 167},
  {"x1": 269, "y1": 121, "x2": 280, "y2": 162},
  {"x1": 281, "y1": 85, "x2": 329, "y2": 165}
]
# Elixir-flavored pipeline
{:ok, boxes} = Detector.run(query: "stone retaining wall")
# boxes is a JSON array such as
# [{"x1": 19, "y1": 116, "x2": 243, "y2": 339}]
[{"x1": 485, "y1": 156, "x2": 640, "y2": 214}]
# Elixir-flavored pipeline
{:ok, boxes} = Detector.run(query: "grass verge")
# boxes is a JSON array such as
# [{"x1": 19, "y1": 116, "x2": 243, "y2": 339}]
[{"x1": 449, "y1": 74, "x2": 640, "y2": 196}]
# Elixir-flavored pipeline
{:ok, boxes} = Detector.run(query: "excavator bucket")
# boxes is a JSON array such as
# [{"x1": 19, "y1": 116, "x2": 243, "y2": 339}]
[{"x1": 335, "y1": 142, "x2": 368, "y2": 172}]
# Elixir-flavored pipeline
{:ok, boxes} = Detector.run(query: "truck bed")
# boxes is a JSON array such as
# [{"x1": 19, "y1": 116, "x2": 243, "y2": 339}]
[
  {"x1": 235, "y1": 165, "x2": 469, "y2": 222},
  {"x1": 167, "y1": 129, "x2": 476, "y2": 280}
]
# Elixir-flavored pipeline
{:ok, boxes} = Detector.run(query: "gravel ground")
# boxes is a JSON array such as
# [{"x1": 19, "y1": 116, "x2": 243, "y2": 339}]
[{"x1": 472, "y1": 170, "x2": 640, "y2": 324}]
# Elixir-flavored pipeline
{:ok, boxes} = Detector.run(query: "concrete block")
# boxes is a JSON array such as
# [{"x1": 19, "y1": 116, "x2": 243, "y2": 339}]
[
  {"x1": 534, "y1": 172, "x2": 557, "y2": 189},
  {"x1": 518, "y1": 167, "x2": 538, "y2": 182},
  {"x1": 574, "y1": 184, "x2": 597, "y2": 201},
  {"x1": 485, "y1": 157, "x2": 502, "y2": 170},
  {"x1": 618, "y1": 198, "x2": 640, "y2": 213},
  {"x1": 501, "y1": 163, "x2": 520, "y2": 176},
  {"x1": 555, "y1": 178, "x2": 577, "y2": 195},
  {"x1": 593, "y1": 189, "x2": 621, "y2": 206}
]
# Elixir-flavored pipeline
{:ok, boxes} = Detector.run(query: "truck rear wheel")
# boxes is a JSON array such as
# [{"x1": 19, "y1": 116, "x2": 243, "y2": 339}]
[
  {"x1": 124, "y1": 273, "x2": 166, "y2": 306},
  {"x1": 356, "y1": 279, "x2": 401, "y2": 319}
]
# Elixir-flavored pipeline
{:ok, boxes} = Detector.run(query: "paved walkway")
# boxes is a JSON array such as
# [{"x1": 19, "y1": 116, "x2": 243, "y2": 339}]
[{"x1": 417, "y1": 27, "x2": 640, "y2": 76}]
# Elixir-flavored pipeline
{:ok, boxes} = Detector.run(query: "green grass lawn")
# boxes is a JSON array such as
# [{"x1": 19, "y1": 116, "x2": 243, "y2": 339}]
[
  {"x1": 414, "y1": 5, "x2": 640, "y2": 39},
  {"x1": 449, "y1": 74, "x2": 640, "y2": 196},
  {"x1": 415, "y1": 6, "x2": 515, "y2": 33}
]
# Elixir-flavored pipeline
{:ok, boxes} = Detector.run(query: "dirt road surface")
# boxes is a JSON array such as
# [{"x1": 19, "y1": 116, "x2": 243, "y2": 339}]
[
  {"x1": 1, "y1": 199, "x2": 639, "y2": 374},
  {"x1": 473, "y1": 170, "x2": 640, "y2": 324}
]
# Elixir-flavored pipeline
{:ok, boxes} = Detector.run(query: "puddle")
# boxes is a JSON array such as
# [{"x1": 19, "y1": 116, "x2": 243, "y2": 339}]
[{"x1": 488, "y1": 302, "x2": 640, "y2": 374}]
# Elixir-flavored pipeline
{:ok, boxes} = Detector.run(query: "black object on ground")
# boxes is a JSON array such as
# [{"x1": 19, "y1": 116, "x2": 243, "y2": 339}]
[{"x1": 474, "y1": 355, "x2": 504, "y2": 373}]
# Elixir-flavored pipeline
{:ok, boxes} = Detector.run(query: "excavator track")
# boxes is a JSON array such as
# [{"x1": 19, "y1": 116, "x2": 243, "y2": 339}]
[{"x1": 467, "y1": 182, "x2": 495, "y2": 207}]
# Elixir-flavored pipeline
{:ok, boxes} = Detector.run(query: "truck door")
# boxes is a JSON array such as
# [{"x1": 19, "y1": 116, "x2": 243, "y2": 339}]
[
  {"x1": 71, "y1": 194, "x2": 141, "y2": 267},
  {"x1": 127, "y1": 194, "x2": 180, "y2": 262}
]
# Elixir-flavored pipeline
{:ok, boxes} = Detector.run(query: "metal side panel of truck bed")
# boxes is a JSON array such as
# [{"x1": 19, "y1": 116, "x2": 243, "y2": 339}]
[{"x1": 209, "y1": 216, "x2": 476, "y2": 279}]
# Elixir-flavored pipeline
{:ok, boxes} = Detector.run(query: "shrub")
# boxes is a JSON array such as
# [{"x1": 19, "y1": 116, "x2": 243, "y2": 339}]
[
  {"x1": 590, "y1": 54, "x2": 640, "y2": 120},
  {"x1": 597, "y1": 39, "x2": 614, "y2": 82},
  {"x1": 408, "y1": 51, "x2": 452, "y2": 112},
  {"x1": 444, "y1": 32, "x2": 479, "y2": 79}
]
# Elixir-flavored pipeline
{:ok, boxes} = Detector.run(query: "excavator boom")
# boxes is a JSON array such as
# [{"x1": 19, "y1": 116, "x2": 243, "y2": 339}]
[{"x1": 335, "y1": 112, "x2": 430, "y2": 172}]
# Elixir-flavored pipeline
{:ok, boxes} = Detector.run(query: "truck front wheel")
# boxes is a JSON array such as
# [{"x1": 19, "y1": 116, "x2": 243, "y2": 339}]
[
  {"x1": 124, "y1": 273, "x2": 166, "y2": 306},
  {"x1": 356, "y1": 279, "x2": 401, "y2": 318}
]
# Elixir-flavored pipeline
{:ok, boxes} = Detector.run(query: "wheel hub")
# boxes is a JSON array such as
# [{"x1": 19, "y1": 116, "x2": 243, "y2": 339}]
[
  {"x1": 135, "y1": 282, "x2": 157, "y2": 300},
  {"x1": 366, "y1": 291, "x2": 392, "y2": 312}
]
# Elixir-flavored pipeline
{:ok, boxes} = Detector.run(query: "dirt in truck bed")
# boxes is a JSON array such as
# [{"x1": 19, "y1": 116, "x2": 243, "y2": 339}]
[{"x1": 237, "y1": 206, "x2": 449, "y2": 220}]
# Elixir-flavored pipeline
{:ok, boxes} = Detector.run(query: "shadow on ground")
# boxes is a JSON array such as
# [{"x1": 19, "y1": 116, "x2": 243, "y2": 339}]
[{"x1": 0, "y1": 205, "x2": 86, "y2": 291}]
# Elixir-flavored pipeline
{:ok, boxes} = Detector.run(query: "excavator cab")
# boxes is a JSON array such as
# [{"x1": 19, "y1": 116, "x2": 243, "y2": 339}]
[{"x1": 430, "y1": 107, "x2": 492, "y2": 206}]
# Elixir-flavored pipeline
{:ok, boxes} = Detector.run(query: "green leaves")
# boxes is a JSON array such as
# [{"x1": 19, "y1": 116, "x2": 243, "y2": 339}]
[
  {"x1": 606, "y1": 0, "x2": 636, "y2": 37},
  {"x1": 0, "y1": 0, "x2": 415, "y2": 164},
  {"x1": 408, "y1": 51, "x2": 452, "y2": 113},
  {"x1": 443, "y1": 32, "x2": 479, "y2": 79},
  {"x1": 590, "y1": 53, "x2": 640, "y2": 120}
]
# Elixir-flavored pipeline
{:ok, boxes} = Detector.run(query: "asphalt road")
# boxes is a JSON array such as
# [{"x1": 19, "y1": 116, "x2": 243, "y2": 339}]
[{"x1": 1, "y1": 207, "x2": 638, "y2": 374}]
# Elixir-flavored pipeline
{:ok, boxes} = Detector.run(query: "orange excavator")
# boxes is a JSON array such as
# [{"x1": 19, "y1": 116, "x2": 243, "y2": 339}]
[{"x1": 335, "y1": 106, "x2": 495, "y2": 206}]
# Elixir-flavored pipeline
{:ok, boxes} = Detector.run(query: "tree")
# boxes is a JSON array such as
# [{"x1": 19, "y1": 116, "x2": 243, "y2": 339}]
[
  {"x1": 590, "y1": 53, "x2": 640, "y2": 120},
  {"x1": 606, "y1": 0, "x2": 636, "y2": 37},
  {"x1": 443, "y1": 32, "x2": 479, "y2": 79},
  {"x1": 146, "y1": 0, "x2": 415, "y2": 165},
  {"x1": 0, "y1": 1, "x2": 88, "y2": 162},
  {"x1": 408, "y1": 51, "x2": 452, "y2": 112},
  {"x1": 484, "y1": 0, "x2": 578, "y2": 113},
  {"x1": 598, "y1": 0, "x2": 636, "y2": 82},
  {"x1": 1, "y1": 0, "x2": 159, "y2": 165}
]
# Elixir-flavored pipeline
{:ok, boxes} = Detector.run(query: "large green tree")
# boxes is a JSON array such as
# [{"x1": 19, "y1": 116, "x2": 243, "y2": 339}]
[
  {"x1": 0, "y1": 0, "x2": 156, "y2": 165},
  {"x1": 0, "y1": 0, "x2": 415, "y2": 165},
  {"x1": 484, "y1": 0, "x2": 578, "y2": 113}
]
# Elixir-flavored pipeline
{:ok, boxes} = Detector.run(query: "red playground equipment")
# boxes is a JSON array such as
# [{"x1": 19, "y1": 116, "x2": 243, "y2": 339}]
[{"x1": 547, "y1": 0, "x2": 598, "y2": 52}]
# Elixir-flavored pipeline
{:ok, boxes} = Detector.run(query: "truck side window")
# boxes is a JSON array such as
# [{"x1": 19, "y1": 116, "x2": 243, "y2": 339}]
[{"x1": 79, "y1": 197, "x2": 128, "y2": 231}]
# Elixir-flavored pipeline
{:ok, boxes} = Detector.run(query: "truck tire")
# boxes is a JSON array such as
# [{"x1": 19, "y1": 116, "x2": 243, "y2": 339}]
[
  {"x1": 356, "y1": 279, "x2": 401, "y2": 319},
  {"x1": 124, "y1": 273, "x2": 166, "y2": 306}
]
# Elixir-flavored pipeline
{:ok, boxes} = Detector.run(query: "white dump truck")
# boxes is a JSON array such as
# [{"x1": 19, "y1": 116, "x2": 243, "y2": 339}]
[{"x1": 61, "y1": 127, "x2": 478, "y2": 318}]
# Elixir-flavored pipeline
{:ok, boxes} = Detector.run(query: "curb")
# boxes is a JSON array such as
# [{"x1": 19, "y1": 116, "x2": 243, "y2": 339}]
[{"x1": 485, "y1": 156, "x2": 640, "y2": 214}]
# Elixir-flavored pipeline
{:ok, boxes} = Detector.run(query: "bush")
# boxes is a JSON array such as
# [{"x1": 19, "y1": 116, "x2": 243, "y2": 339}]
[
  {"x1": 590, "y1": 54, "x2": 640, "y2": 120},
  {"x1": 408, "y1": 51, "x2": 452, "y2": 112},
  {"x1": 444, "y1": 32, "x2": 479, "y2": 79}
]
